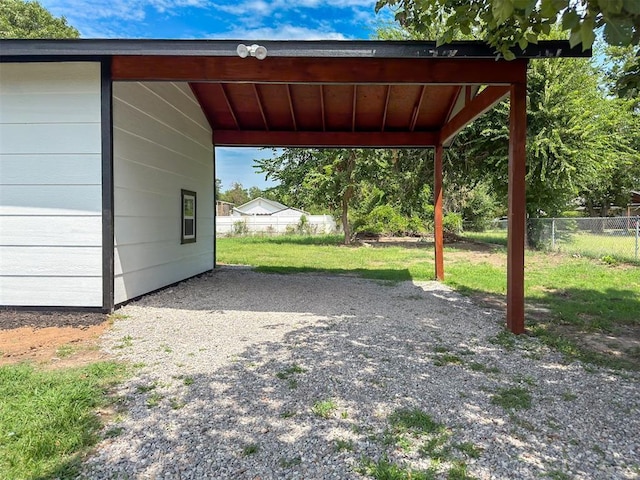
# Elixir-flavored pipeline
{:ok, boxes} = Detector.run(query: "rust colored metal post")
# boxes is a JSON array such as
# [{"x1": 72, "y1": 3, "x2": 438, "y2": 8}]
[
  {"x1": 507, "y1": 82, "x2": 527, "y2": 334},
  {"x1": 434, "y1": 143, "x2": 444, "y2": 281}
]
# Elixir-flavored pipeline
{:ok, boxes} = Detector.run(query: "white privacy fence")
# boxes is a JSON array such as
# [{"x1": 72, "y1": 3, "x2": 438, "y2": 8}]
[{"x1": 216, "y1": 215, "x2": 337, "y2": 236}]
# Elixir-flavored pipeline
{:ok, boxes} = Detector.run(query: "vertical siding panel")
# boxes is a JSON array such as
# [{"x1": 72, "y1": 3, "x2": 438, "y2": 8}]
[
  {"x1": 0, "y1": 62, "x2": 103, "y2": 307},
  {"x1": 113, "y1": 82, "x2": 213, "y2": 304}
]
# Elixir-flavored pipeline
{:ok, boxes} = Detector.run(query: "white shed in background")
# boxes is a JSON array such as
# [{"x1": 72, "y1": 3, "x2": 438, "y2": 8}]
[{"x1": 231, "y1": 197, "x2": 309, "y2": 218}]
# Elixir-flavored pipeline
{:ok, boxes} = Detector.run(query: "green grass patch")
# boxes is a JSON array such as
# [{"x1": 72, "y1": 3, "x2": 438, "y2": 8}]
[
  {"x1": 312, "y1": 399, "x2": 337, "y2": 418},
  {"x1": 0, "y1": 362, "x2": 126, "y2": 480},
  {"x1": 388, "y1": 408, "x2": 446, "y2": 435},
  {"x1": 491, "y1": 387, "x2": 532, "y2": 410},
  {"x1": 358, "y1": 456, "x2": 437, "y2": 480}
]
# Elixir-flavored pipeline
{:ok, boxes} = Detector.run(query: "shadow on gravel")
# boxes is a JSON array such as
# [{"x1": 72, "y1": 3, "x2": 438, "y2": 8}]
[{"x1": 87, "y1": 270, "x2": 640, "y2": 479}]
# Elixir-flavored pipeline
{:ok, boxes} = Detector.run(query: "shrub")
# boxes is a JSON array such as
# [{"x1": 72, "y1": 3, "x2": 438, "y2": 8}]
[
  {"x1": 232, "y1": 220, "x2": 249, "y2": 236},
  {"x1": 359, "y1": 205, "x2": 409, "y2": 236},
  {"x1": 443, "y1": 212, "x2": 463, "y2": 235}
]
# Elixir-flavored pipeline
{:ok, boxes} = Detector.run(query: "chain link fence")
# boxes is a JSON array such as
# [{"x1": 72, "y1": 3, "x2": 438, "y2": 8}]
[{"x1": 491, "y1": 217, "x2": 640, "y2": 262}]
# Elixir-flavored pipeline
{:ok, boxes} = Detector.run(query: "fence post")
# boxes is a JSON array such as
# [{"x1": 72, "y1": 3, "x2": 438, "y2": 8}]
[
  {"x1": 551, "y1": 218, "x2": 556, "y2": 250},
  {"x1": 636, "y1": 215, "x2": 640, "y2": 260}
]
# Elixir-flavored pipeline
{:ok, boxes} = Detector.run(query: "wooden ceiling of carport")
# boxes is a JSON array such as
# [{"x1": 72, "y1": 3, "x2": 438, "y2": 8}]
[{"x1": 110, "y1": 55, "x2": 523, "y2": 147}]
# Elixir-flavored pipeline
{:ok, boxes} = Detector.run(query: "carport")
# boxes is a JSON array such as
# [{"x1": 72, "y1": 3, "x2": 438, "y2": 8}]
[{"x1": 0, "y1": 39, "x2": 589, "y2": 333}]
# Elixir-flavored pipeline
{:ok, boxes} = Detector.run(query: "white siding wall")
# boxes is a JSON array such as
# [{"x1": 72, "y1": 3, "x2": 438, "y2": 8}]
[
  {"x1": 0, "y1": 62, "x2": 103, "y2": 307},
  {"x1": 113, "y1": 82, "x2": 213, "y2": 304}
]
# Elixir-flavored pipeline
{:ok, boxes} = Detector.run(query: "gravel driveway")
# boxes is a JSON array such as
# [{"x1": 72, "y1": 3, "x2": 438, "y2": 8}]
[{"x1": 83, "y1": 267, "x2": 640, "y2": 479}]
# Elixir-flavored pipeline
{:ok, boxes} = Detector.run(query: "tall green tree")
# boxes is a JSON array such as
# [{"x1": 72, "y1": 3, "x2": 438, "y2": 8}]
[
  {"x1": 376, "y1": 0, "x2": 640, "y2": 59},
  {"x1": 0, "y1": 0, "x2": 79, "y2": 38},
  {"x1": 448, "y1": 55, "x2": 638, "y2": 242},
  {"x1": 257, "y1": 149, "x2": 377, "y2": 244}
]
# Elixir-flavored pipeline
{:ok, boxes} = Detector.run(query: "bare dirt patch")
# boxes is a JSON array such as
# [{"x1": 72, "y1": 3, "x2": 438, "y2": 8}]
[{"x1": 0, "y1": 310, "x2": 111, "y2": 367}]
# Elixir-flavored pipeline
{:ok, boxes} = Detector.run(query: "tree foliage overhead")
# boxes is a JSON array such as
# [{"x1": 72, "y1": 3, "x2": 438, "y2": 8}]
[
  {"x1": 0, "y1": 0, "x2": 79, "y2": 38},
  {"x1": 375, "y1": 0, "x2": 640, "y2": 59}
]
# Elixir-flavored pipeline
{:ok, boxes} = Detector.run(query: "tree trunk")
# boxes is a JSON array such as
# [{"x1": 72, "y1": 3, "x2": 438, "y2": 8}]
[
  {"x1": 341, "y1": 194, "x2": 351, "y2": 245},
  {"x1": 340, "y1": 152, "x2": 357, "y2": 245}
]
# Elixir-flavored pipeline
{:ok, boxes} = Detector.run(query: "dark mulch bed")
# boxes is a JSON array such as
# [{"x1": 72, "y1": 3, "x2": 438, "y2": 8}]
[{"x1": 0, "y1": 309, "x2": 107, "y2": 331}]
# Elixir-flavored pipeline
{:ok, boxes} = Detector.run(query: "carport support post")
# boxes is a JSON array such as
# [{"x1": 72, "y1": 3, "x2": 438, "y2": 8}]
[
  {"x1": 507, "y1": 82, "x2": 527, "y2": 334},
  {"x1": 434, "y1": 143, "x2": 444, "y2": 281}
]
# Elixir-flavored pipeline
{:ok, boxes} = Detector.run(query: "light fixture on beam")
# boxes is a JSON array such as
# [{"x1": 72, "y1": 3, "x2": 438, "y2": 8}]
[{"x1": 237, "y1": 43, "x2": 268, "y2": 60}]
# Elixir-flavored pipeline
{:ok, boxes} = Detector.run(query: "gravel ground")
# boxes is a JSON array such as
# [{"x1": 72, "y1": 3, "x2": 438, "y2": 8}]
[{"x1": 83, "y1": 267, "x2": 640, "y2": 479}]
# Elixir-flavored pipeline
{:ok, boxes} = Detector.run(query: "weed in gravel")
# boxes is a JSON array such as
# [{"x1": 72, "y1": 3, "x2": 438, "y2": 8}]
[
  {"x1": 159, "y1": 343, "x2": 173, "y2": 353},
  {"x1": 107, "y1": 313, "x2": 129, "y2": 323},
  {"x1": 242, "y1": 444, "x2": 259, "y2": 456},
  {"x1": 280, "y1": 410, "x2": 296, "y2": 418},
  {"x1": 491, "y1": 387, "x2": 532, "y2": 410},
  {"x1": 545, "y1": 470, "x2": 571, "y2": 480},
  {"x1": 453, "y1": 442, "x2": 483, "y2": 459},
  {"x1": 135, "y1": 383, "x2": 156, "y2": 394},
  {"x1": 468, "y1": 362, "x2": 500, "y2": 374},
  {"x1": 335, "y1": 439, "x2": 354, "y2": 452},
  {"x1": 513, "y1": 374, "x2": 537, "y2": 386},
  {"x1": 103, "y1": 426, "x2": 125, "y2": 439},
  {"x1": 132, "y1": 362, "x2": 146, "y2": 369},
  {"x1": 388, "y1": 409, "x2": 446, "y2": 435},
  {"x1": 447, "y1": 461, "x2": 477, "y2": 479},
  {"x1": 276, "y1": 364, "x2": 306, "y2": 380},
  {"x1": 434, "y1": 345, "x2": 450, "y2": 353},
  {"x1": 433, "y1": 354, "x2": 463, "y2": 366},
  {"x1": 114, "y1": 335, "x2": 133, "y2": 349},
  {"x1": 279, "y1": 456, "x2": 302, "y2": 468},
  {"x1": 419, "y1": 434, "x2": 451, "y2": 460},
  {"x1": 146, "y1": 392, "x2": 163, "y2": 408},
  {"x1": 489, "y1": 330, "x2": 517, "y2": 351},
  {"x1": 561, "y1": 391, "x2": 577, "y2": 401},
  {"x1": 183, "y1": 376, "x2": 195, "y2": 386},
  {"x1": 312, "y1": 399, "x2": 337, "y2": 418},
  {"x1": 358, "y1": 456, "x2": 436, "y2": 480},
  {"x1": 169, "y1": 398, "x2": 185, "y2": 410},
  {"x1": 287, "y1": 378, "x2": 298, "y2": 389}
]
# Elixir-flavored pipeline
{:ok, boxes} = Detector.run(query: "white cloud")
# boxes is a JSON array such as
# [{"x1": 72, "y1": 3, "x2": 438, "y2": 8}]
[{"x1": 209, "y1": 24, "x2": 346, "y2": 40}]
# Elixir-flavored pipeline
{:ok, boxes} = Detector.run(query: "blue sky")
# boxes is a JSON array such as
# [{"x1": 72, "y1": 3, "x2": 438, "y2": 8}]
[{"x1": 39, "y1": 0, "x2": 394, "y2": 191}]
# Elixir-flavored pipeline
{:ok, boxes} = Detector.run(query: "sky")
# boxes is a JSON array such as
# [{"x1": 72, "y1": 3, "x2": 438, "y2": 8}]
[{"x1": 39, "y1": 0, "x2": 394, "y2": 191}]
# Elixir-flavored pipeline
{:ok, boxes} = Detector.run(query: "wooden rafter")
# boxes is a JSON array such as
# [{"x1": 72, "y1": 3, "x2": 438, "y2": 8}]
[
  {"x1": 253, "y1": 84, "x2": 269, "y2": 131},
  {"x1": 352, "y1": 85, "x2": 357, "y2": 132},
  {"x1": 439, "y1": 85, "x2": 509, "y2": 145},
  {"x1": 219, "y1": 84, "x2": 240, "y2": 130},
  {"x1": 381, "y1": 85, "x2": 391, "y2": 132},
  {"x1": 320, "y1": 85, "x2": 326, "y2": 132},
  {"x1": 214, "y1": 130, "x2": 439, "y2": 147},
  {"x1": 286, "y1": 84, "x2": 297, "y2": 131},
  {"x1": 410, "y1": 85, "x2": 427, "y2": 132}
]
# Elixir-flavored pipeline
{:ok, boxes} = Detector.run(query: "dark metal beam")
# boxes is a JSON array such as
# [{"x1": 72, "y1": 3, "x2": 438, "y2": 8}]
[{"x1": 0, "y1": 39, "x2": 591, "y2": 60}]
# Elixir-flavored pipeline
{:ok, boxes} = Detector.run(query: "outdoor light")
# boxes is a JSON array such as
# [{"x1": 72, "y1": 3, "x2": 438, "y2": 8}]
[{"x1": 237, "y1": 43, "x2": 268, "y2": 60}]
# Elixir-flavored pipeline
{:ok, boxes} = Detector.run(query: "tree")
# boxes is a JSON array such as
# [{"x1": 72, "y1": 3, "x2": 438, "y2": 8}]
[
  {"x1": 0, "y1": 0, "x2": 79, "y2": 38},
  {"x1": 256, "y1": 149, "x2": 373, "y2": 244},
  {"x1": 375, "y1": 0, "x2": 640, "y2": 59},
  {"x1": 219, "y1": 182, "x2": 250, "y2": 206},
  {"x1": 447, "y1": 54, "x2": 639, "y2": 244}
]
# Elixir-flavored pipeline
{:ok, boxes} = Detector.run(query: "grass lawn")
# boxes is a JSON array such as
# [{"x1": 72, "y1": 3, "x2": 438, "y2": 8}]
[
  {"x1": 0, "y1": 361, "x2": 126, "y2": 480},
  {"x1": 218, "y1": 235, "x2": 640, "y2": 368}
]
